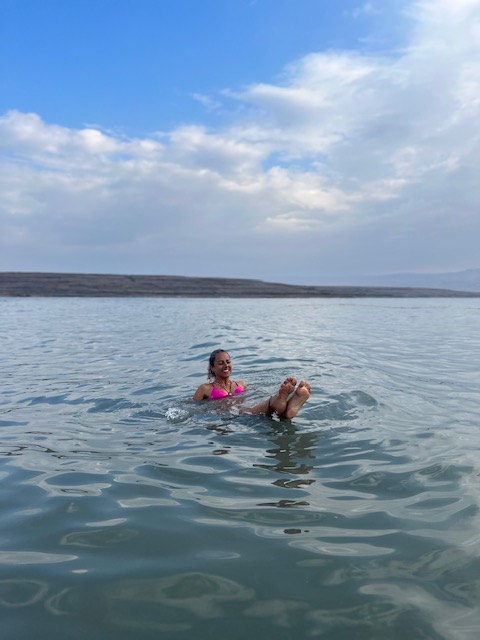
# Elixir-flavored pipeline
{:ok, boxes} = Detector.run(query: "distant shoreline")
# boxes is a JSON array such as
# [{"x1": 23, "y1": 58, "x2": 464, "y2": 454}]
[{"x1": 1, "y1": 272, "x2": 479, "y2": 298}]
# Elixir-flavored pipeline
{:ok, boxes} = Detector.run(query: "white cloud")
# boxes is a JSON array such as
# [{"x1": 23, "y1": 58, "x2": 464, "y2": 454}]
[
  {"x1": 346, "y1": 2, "x2": 379, "y2": 19},
  {"x1": 1, "y1": 0, "x2": 480, "y2": 279},
  {"x1": 191, "y1": 93, "x2": 223, "y2": 112}
]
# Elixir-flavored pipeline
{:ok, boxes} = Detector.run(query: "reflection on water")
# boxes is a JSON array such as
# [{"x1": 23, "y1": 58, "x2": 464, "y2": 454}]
[{"x1": 1, "y1": 297, "x2": 480, "y2": 639}]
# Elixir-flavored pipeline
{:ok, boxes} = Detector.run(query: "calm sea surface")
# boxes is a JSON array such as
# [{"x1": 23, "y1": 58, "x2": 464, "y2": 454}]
[{"x1": 1, "y1": 297, "x2": 479, "y2": 640}]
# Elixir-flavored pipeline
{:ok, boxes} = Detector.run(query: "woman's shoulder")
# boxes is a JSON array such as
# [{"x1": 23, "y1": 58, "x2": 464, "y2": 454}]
[{"x1": 193, "y1": 382, "x2": 214, "y2": 400}]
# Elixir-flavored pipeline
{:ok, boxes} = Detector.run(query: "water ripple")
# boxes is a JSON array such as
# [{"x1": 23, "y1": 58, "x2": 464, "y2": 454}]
[{"x1": 1, "y1": 297, "x2": 479, "y2": 639}]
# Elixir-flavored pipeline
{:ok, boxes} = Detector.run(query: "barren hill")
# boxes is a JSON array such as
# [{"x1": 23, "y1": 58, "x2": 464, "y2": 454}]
[{"x1": 1, "y1": 272, "x2": 479, "y2": 298}]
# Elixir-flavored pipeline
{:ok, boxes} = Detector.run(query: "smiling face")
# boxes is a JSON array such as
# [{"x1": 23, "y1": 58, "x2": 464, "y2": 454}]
[{"x1": 210, "y1": 351, "x2": 232, "y2": 380}]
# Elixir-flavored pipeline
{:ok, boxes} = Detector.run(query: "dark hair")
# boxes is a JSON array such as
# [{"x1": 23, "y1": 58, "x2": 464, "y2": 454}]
[{"x1": 208, "y1": 349, "x2": 229, "y2": 380}]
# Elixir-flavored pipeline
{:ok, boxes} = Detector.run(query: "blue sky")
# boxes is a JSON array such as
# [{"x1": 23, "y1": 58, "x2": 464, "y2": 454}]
[{"x1": 1, "y1": 0, "x2": 479, "y2": 283}]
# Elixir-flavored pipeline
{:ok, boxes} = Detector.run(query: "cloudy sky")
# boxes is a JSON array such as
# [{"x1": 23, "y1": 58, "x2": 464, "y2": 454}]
[{"x1": 1, "y1": 0, "x2": 479, "y2": 284}]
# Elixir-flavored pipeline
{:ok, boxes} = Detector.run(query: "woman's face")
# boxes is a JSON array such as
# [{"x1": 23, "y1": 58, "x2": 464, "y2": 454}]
[{"x1": 211, "y1": 352, "x2": 232, "y2": 379}]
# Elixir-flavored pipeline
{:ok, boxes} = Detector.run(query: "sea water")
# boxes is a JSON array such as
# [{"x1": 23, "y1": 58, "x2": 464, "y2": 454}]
[{"x1": 1, "y1": 297, "x2": 479, "y2": 640}]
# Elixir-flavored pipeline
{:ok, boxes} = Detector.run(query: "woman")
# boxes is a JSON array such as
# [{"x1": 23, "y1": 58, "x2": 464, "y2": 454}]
[{"x1": 193, "y1": 349, "x2": 311, "y2": 419}]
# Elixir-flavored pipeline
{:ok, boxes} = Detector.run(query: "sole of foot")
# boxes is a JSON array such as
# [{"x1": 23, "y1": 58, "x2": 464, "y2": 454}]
[
  {"x1": 270, "y1": 377, "x2": 297, "y2": 415},
  {"x1": 284, "y1": 380, "x2": 311, "y2": 419}
]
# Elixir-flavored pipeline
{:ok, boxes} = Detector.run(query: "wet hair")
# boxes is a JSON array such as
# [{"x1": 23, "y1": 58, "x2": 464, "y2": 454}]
[{"x1": 208, "y1": 349, "x2": 230, "y2": 380}]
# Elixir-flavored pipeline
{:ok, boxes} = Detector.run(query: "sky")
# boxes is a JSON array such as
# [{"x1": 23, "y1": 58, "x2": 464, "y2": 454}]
[{"x1": 1, "y1": 0, "x2": 479, "y2": 284}]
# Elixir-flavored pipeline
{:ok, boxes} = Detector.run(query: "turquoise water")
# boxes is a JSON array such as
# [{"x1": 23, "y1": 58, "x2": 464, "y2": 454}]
[{"x1": 1, "y1": 297, "x2": 480, "y2": 639}]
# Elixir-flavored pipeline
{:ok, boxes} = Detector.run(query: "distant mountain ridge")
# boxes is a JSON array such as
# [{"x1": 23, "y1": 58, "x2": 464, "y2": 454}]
[
  {"x1": 327, "y1": 269, "x2": 480, "y2": 292},
  {"x1": 0, "y1": 272, "x2": 479, "y2": 298}
]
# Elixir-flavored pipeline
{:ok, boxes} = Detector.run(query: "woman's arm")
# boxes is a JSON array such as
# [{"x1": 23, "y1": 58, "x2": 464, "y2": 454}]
[{"x1": 192, "y1": 384, "x2": 212, "y2": 400}]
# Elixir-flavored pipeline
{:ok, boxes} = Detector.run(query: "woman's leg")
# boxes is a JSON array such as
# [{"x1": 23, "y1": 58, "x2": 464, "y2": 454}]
[{"x1": 243, "y1": 378, "x2": 297, "y2": 416}]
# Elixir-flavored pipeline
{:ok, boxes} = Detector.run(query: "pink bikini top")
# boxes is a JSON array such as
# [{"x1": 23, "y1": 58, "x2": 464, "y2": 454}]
[{"x1": 209, "y1": 383, "x2": 245, "y2": 399}]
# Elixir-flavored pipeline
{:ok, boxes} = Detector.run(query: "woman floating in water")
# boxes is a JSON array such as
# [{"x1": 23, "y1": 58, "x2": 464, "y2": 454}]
[{"x1": 193, "y1": 349, "x2": 311, "y2": 419}]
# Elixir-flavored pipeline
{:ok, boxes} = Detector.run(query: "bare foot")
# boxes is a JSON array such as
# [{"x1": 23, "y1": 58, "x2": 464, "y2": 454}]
[
  {"x1": 269, "y1": 377, "x2": 297, "y2": 415},
  {"x1": 284, "y1": 380, "x2": 311, "y2": 419}
]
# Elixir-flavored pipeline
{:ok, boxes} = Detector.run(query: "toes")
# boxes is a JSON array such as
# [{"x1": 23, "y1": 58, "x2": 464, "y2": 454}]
[
  {"x1": 281, "y1": 378, "x2": 296, "y2": 392},
  {"x1": 296, "y1": 380, "x2": 311, "y2": 395}
]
